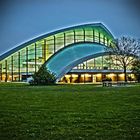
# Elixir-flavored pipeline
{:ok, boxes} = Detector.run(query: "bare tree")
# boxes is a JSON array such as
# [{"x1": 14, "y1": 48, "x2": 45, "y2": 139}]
[{"x1": 106, "y1": 36, "x2": 140, "y2": 82}]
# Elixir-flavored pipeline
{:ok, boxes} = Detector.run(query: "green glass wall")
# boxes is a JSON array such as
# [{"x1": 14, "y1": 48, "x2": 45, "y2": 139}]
[{"x1": 0, "y1": 24, "x2": 116, "y2": 82}]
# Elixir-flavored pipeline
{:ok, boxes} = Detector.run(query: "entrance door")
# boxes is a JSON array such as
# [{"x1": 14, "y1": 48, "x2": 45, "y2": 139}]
[{"x1": 92, "y1": 75, "x2": 96, "y2": 83}]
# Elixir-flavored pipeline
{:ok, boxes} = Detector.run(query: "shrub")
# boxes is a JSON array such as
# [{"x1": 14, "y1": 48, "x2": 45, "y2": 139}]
[
  {"x1": 132, "y1": 59, "x2": 140, "y2": 82},
  {"x1": 30, "y1": 65, "x2": 56, "y2": 85}
]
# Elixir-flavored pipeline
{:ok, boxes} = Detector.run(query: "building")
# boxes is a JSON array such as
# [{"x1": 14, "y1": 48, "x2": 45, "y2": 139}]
[{"x1": 0, "y1": 23, "x2": 135, "y2": 83}]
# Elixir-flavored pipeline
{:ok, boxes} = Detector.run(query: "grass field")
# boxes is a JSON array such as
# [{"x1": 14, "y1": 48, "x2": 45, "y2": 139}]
[{"x1": 0, "y1": 83, "x2": 140, "y2": 140}]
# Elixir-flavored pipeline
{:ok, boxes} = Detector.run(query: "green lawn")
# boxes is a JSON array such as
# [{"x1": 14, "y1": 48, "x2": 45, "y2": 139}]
[{"x1": 0, "y1": 83, "x2": 140, "y2": 140}]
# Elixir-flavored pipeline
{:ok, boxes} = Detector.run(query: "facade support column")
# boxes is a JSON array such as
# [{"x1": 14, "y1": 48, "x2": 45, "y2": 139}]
[
  {"x1": 101, "y1": 73, "x2": 103, "y2": 82},
  {"x1": 35, "y1": 43, "x2": 37, "y2": 73},
  {"x1": 103, "y1": 35, "x2": 105, "y2": 45},
  {"x1": 83, "y1": 29, "x2": 85, "y2": 42},
  {"x1": 94, "y1": 58, "x2": 96, "y2": 68},
  {"x1": 0, "y1": 64, "x2": 2, "y2": 81},
  {"x1": 86, "y1": 61, "x2": 87, "y2": 69},
  {"x1": 78, "y1": 74, "x2": 80, "y2": 83},
  {"x1": 84, "y1": 74, "x2": 85, "y2": 84},
  {"x1": 64, "y1": 33, "x2": 66, "y2": 47},
  {"x1": 18, "y1": 52, "x2": 20, "y2": 81},
  {"x1": 117, "y1": 74, "x2": 119, "y2": 82},
  {"x1": 102, "y1": 56, "x2": 103, "y2": 69},
  {"x1": 93, "y1": 29, "x2": 95, "y2": 42},
  {"x1": 54, "y1": 36, "x2": 56, "y2": 53},
  {"x1": 107, "y1": 38, "x2": 109, "y2": 47},
  {"x1": 73, "y1": 30, "x2": 76, "y2": 43},
  {"x1": 91, "y1": 74, "x2": 93, "y2": 83},
  {"x1": 11, "y1": 56, "x2": 13, "y2": 81},
  {"x1": 5, "y1": 60, "x2": 7, "y2": 82},
  {"x1": 70, "y1": 75, "x2": 72, "y2": 83},
  {"x1": 43, "y1": 40, "x2": 46, "y2": 62},
  {"x1": 26, "y1": 47, "x2": 28, "y2": 80},
  {"x1": 99, "y1": 32, "x2": 100, "y2": 43},
  {"x1": 109, "y1": 55, "x2": 111, "y2": 69}
]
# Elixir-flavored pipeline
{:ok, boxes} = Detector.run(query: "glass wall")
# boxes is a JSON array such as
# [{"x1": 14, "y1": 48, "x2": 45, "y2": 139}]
[
  {"x1": 73, "y1": 54, "x2": 133, "y2": 71},
  {"x1": 0, "y1": 25, "x2": 116, "y2": 82}
]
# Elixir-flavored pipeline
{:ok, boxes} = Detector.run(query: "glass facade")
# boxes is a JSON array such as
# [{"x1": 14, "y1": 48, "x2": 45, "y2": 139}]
[
  {"x1": 60, "y1": 73, "x2": 136, "y2": 83},
  {"x1": 0, "y1": 23, "x2": 134, "y2": 82}
]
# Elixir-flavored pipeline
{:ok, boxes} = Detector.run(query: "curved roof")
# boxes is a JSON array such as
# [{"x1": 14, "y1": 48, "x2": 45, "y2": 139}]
[
  {"x1": 0, "y1": 23, "x2": 114, "y2": 61},
  {"x1": 44, "y1": 42, "x2": 108, "y2": 80}
]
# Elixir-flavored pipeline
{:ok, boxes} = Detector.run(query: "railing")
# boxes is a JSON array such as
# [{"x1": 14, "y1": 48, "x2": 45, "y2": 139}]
[{"x1": 102, "y1": 81, "x2": 112, "y2": 87}]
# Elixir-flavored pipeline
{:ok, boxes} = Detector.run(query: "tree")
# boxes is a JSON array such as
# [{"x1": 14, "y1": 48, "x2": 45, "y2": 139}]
[
  {"x1": 30, "y1": 65, "x2": 56, "y2": 85},
  {"x1": 106, "y1": 37, "x2": 140, "y2": 82},
  {"x1": 131, "y1": 59, "x2": 140, "y2": 82}
]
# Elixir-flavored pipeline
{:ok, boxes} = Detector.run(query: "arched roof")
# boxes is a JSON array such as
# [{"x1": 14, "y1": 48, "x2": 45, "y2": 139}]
[
  {"x1": 0, "y1": 23, "x2": 114, "y2": 61},
  {"x1": 44, "y1": 42, "x2": 109, "y2": 80}
]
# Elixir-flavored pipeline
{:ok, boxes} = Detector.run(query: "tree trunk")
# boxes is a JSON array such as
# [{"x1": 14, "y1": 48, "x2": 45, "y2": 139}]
[
  {"x1": 138, "y1": 74, "x2": 140, "y2": 83},
  {"x1": 124, "y1": 66, "x2": 127, "y2": 82}
]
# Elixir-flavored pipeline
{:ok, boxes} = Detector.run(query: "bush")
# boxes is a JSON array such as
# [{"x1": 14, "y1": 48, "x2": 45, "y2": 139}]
[
  {"x1": 30, "y1": 65, "x2": 56, "y2": 85},
  {"x1": 132, "y1": 59, "x2": 140, "y2": 82}
]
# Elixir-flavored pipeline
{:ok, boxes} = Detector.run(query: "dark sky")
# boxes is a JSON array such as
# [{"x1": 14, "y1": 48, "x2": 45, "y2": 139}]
[{"x1": 0, "y1": 0, "x2": 140, "y2": 55}]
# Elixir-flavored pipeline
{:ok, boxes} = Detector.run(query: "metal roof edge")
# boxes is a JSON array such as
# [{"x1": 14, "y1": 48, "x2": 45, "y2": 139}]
[{"x1": 0, "y1": 22, "x2": 114, "y2": 61}]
